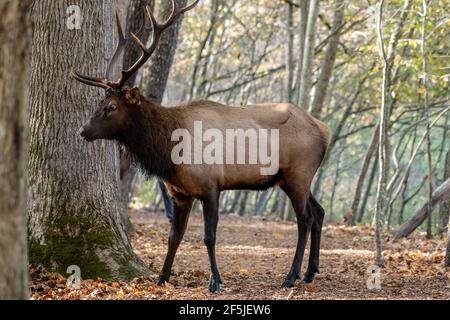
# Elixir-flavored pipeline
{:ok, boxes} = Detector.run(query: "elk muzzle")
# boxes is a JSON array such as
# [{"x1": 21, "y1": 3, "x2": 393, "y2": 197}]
[{"x1": 78, "y1": 122, "x2": 96, "y2": 142}]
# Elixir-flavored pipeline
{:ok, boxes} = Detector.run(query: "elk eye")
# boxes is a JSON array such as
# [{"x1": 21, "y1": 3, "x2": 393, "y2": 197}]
[{"x1": 106, "y1": 105, "x2": 117, "y2": 113}]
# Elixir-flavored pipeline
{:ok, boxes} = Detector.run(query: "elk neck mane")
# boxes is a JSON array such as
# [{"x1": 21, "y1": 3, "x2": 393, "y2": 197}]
[{"x1": 117, "y1": 97, "x2": 180, "y2": 182}]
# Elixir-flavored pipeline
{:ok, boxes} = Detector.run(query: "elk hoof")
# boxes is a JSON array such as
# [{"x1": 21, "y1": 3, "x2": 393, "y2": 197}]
[
  {"x1": 301, "y1": 273, "x2": 315, "y2": 284},
  {"x1": 209, "y1": 276, "x2": 221, "y2": 293},
  {"x1": 156, "y1": 274, "x2": 169, "y2": 286},
  {"x1": 281, "y1": 278, "x2": 296, "y2": 288},
  {"x1": 302, "y1": 267, "x2": 319, "y2": 283}
]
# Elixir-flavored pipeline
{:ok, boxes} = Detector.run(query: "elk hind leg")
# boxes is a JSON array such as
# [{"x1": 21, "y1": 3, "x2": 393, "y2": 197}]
[
  {"x1": 281, "y1": 187, "x2": 312, "y2": 288},
  {"x1": 302, "y1": 194, "x2": 325, "y2": 283},
  {"x1": 202, "y1": 192, "x2": 222, "y2": 293}
]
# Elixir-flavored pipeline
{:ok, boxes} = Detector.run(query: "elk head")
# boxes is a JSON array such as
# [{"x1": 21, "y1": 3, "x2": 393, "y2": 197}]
[{"x1": 72, "y1": 0, "x2": 200, "y2": 142}]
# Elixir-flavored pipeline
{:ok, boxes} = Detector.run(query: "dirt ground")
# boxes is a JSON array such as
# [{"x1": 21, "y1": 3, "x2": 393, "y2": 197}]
[{"x1": 31, "y1": 209, "x2": 450, "y2": 300}]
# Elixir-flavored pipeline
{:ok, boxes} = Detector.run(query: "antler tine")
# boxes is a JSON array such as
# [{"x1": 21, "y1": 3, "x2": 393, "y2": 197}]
[
  {"x1": 71, "y1": 70, "x2": 111, "y2": 90},
  {"x1": 72, "y1": 1, "x2": 200, "y2": 91},
  {"x1": 161, "y1": 0, "x2": 200, "y2": 29},
  {"x1": 114, "y1": 0, "x2": 200, "y2": 89},
  {"x1": 105, "y1": 12, "x2": 128, "y2": 80}
]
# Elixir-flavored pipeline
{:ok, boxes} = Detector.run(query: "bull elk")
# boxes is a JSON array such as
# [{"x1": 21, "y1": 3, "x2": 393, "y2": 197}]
[{"x1": 72, "y1": 0, "x2": 331, "y2": 293}]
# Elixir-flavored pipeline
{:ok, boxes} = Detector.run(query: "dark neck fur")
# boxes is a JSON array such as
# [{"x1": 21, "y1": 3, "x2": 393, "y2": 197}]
[{"x1": 118, "y1": 98, "x2": 179, "y2": 182}]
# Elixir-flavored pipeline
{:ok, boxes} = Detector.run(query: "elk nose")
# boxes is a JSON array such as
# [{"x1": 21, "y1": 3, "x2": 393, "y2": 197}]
[{"x1": 77, "y1": 126, "x2": 87, "y2": 139}]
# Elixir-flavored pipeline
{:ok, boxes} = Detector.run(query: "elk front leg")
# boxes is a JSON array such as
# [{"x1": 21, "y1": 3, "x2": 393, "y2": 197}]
[
  {"x1": 157, "y1": 194, "x2": 193, "y2": 286},
  {"x1": 202, "y1": 193, "x2": 222, "y2": 293}
]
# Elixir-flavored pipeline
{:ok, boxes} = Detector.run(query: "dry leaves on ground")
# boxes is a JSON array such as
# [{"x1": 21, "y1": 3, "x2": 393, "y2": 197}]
[{"x1": 31, "y1": 209, "x2": 450, "y2": 300}]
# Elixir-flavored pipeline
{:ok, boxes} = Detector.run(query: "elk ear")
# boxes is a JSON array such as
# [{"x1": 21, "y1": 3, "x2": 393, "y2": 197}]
[{"x1": 124, "y1": 87, "x2": 141, "y2": 106}]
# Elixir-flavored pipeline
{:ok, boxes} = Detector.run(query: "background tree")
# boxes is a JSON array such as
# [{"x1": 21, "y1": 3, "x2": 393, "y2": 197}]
[
  {"x1": 0, "y1": 0, "x2": 31, "y2": 299},
  {"x1": 119, "y1": 0, "x2": 190, "y2": 224},
  {"x1": 118, "y1": 0, "x2": 153, "y2": 233},
  {"x1": 28, "y1": 0, "x2": 148, "y2": 279}
]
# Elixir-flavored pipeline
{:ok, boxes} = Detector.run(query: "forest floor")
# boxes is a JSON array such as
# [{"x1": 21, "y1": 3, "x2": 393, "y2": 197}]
[{"x1": 31, "y1": 209, "x2": 450, "y2": 300}]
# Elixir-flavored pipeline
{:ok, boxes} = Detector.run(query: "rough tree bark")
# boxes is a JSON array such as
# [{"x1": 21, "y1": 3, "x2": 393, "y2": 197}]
[
  {"x1": 298, "y1": 0, "x2": 320, "y2": 111},
  {"x1": 28, "y1": 0, "x2": 148, "y2": 279},
  {"x1": 0, "y1": 0, "x2": 31, "y2": 299}
]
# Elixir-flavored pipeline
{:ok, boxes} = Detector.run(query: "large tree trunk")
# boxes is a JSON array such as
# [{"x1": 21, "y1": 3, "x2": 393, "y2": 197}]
[
  {"x1": 28, "y1": 0, "x2": 148, "y2": 279},
  {"x1": 392, "y1": 178, "x2": 450, "y2": 241},
  {"x1": 0, "y1": 0, "x2": 31, "y2": 299}
]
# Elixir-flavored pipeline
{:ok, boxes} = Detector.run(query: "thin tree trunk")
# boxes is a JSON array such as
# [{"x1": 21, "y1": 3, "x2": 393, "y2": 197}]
[
  {"x1": 374, "y1": 0, "x2": 388, "y2": 266},
  {"x1": 357, "y1": 155, "x2": 378, "y2": 224},
  {"x1": 0, "y1": 0, "x2": 31, "y2": 299},
  {"x1": 298, "y1": 0, "x2": 320, "y2": 110},
  {"x1": 374, "y1": 0, "x2": 412, "y2": 265},
  {"x1": 314, "y1": 67, "x2": 372, "y2": 199},
  {"x1": 141, "y1": 0, "x2": 188, "y2": 101},
  {"x1": 421, "y1": 0, "x2": 433, "y2": 239},
  {"x1": 329, "y1": 142, "x2": 344, "y2": 222},
  {"x1": 397, "y1": 168, "x2": 411, "y2": 225},
  {"x1": 310, "y1": 0, "x2": 345, "y2": 119},
  {"x1": 283, "y1": 201, "x2": 295, "y2": 222},
  {"x1": 285, "y1": 2, "x2": 294, "y2": 102},
  {"x1": 445, "y1": 236, "x2": 450, "y2": 267},
  {"x1": 238, "y1": 191, "x2": 249, "y2": 216},
  {"x1": 270, "y1": 189, "x2": 281, "y2": 214},
  {"x1": 229, "y1": 191, "x2": 242, "y2": 214},
  {"x1": 28, "y1": 0, "x2": 148, "y2": 279},
  {"x1": 294, "y1": 0, "x2": 309, "y2": 104},
  {"x1": 277, "y1": 193, "x2": 288, "y2": 219},
  {"x1": 440, "y1": 150, "x2": 450, "y2": 234},
  {"x1": 255, "y1": 189, "x2": 272, "y2": 216},
  {"x1": 349, "y1": 25, "x2": 413, "y2": 227},
  {"x1": 347, "y1": 125, "x2": 379, "y2": 225},
  {"x1": 189, "y1": 0, "x2": 219, "y2": 99}
]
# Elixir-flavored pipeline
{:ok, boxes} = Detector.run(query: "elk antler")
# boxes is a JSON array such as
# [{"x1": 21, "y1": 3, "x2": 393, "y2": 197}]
[{"x1": 72, "y1": 0, "x2": 200, "y2": 91}]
